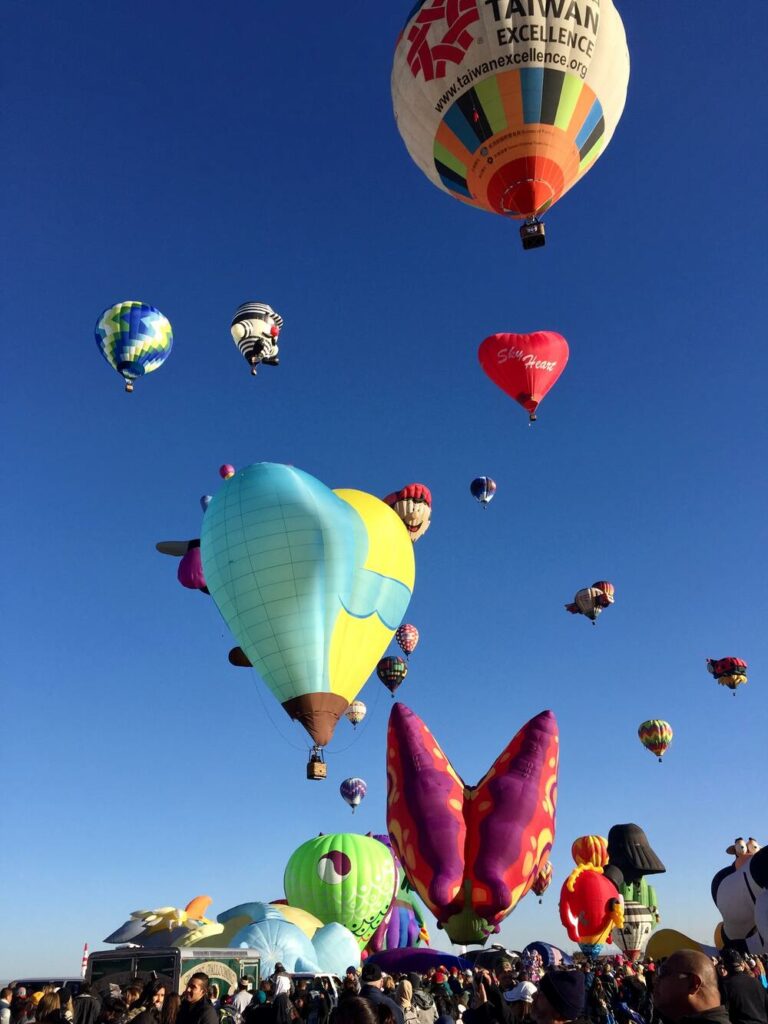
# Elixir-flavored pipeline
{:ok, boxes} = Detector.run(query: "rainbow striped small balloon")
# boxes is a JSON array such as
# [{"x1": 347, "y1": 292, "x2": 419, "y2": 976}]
[
  {"x1": 638, "y1": 720, "x2": 673, "y2": 762},
  {"x1": 377, "y1": 656, "x2": 408, "y2": 695},
  {"x1": 95, "y1": 301, "x2": 173, "y2": 392}
]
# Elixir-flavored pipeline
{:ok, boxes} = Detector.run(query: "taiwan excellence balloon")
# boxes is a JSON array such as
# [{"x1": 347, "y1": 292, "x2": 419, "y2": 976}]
[
  {"x1": 479, "y1": 332, "x2": 569, "y2": 422},
  {"x1": 230, "y1": 301, "x2": 283, "y2": 375},
  {"x1": 378, "y1": 656, "x2": 408, "y2": 695},
  {"x1": 395, "y1": 624, "x2": 419, "y2": 658},
  {"x1": 340, "y1": 777, "x2": 368, "y2": 814},
  {"x1": 283, "y1": 834, "x2": 398, "y2": 949},
  {"x1": 95, "y1": 301, "x2": 173, "y2": 392},
  {"x1": 638, "y1": 720, "x2": 673, "y2": 762},
  {"x1": 200, "y1": 464, "x2": 415, "y2": 762},
  {"x1": 387, "y1": 702, "x2": 559, "y2": 945},
  {"x1": 707, "y1": 657, "x2": 748, "y2": 694},
  {"x1": 345, "y1": 701, "x2": 367, "y2": 727},
  {"x1": 392, "y1": 0, "x2": 629, "y2": 248},
  {"x1": 470, "y1": 477, "x2": 497, "y2": 507}
]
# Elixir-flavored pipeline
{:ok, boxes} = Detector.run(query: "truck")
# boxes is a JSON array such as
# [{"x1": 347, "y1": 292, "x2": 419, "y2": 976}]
[{"x1": 86, "y1": 948, "x2": 260, "y2": 999}]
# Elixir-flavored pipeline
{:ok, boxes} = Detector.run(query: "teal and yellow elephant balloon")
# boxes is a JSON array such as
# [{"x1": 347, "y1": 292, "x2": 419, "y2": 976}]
[
  {"x1": 284, "y1": 834, "x2": 398, "y2": 949},
  {"x1": 201, "y1": 463, "x2": 415, "y2": 750},
  {"x1": 95, "y1": 301, "x2": 173, "y2": 392}
]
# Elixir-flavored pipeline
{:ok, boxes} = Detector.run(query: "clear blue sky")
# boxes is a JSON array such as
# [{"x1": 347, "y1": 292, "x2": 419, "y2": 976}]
[{"x1": 3, "y1": 0, "x2": 767, "y2": 979}]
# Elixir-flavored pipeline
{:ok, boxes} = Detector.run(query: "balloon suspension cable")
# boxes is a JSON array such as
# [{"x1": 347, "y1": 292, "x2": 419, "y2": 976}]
[
  {"x1": 325, "y1": 679, "x2": 384, "y2": 756},
  {"x1": 246, "y1": 672, "x2": 314, "y2": 754}
]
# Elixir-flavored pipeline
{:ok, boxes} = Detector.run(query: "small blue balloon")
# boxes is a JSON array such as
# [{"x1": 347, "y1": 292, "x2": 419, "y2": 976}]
[{"x1": 201, "y1": 494, "x2": 213, "y2": 512}]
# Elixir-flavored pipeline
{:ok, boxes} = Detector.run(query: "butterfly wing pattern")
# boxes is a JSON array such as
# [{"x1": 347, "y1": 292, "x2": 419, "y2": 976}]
[{"x1": 386, "y1": 702, "x2": 559, "y2": 945}]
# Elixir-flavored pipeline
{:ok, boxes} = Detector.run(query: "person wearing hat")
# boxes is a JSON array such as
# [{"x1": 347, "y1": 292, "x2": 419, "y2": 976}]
[
  {"x1": 504, "y1": 979, "x2": 538, "y2": 1022},
  {"x1": 720, "y1": 950, "x2": 768, "y2": 1024},
  {"x1": 359, "y1": 963, "x2": 404, "y2": 1024},
  {"x1": 531, "y1": 972, "x2": 585, "y2": 1024},
  {"x1": 408, "y1": 975, "x2": 438, "y2": 1024}
]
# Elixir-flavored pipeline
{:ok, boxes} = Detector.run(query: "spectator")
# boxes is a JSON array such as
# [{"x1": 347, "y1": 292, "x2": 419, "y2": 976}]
[
  {"x1": 178, "y1": 975, "x2": 218, "y2": 1024},
  {"x1": 332, "y1": 998, "x2": 378, "y2": 1024},
  {"x1": 271, "y1": 968, "x2": 293, "y2": 1002},
  {"x1": 407, "y1": 978, "x2": 437, "y2": 1024},
  {"x1": 394, "y1": 981, "x2": 419, "y2": 1024},
  {"x1": 162, "y1": 995, "x2": 180, "y2": 1024},
  {"x1": 531, "y1": 972, "x2": 585, "y2": 1024},
  {"x1": 35, "y1": 995, "x2": 61, "y2": 1024},
  {"x1": 231, "y1": 981, "x2": 253, "y2": 1020},
  {"x1": 720, "y1": 951, "x2": 768, "y2": 1024},
  {"x1": 358, "y1": 965, "x2": 404, "y2": 1024},
  {"x1": 131, "y1": 983, "x2": 166, "y2": 1024},
  {"x1": 2, "y1": 989, "x2": 13, "y2": 1024},
  {"x1": 653, "y1": 951, "x2": 728, "y2": 1024},
  {"x1": 73, "y1": 986, "x2": 101, "y2": 1024}
]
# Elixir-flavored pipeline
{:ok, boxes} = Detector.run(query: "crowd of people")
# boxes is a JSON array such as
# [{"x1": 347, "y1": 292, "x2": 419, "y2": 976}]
[{"x1": 3, "y1": 948, "x2": 768, "y2": 1024}]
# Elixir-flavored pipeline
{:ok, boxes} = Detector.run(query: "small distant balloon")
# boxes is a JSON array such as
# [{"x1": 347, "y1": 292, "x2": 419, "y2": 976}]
[
  {"x1": 707, "y1": 657, "x2": 748, "y2": 694},
  {"x1": 395, "y1": 624, "x2": 419, "y2": 658},
  {"x1": 638, "y1": 720, "x2": 673, "y2": 762},
  {"x1": 219, "y1": 464, "x2": 235, "y2": 480},
  {"x1": 200, "y1": 495, "x2": 213, "y2": 512},
  {"x1": 340, "y1": 777, "x2": 367, "y2": 813},
  {"x1": 95, "y1": 301, "x2": 173, "y2": 393},
  {"x1": 377, "y1": 656, "x2": 408, "y2": 696},
  {"x1": 565, "y1": 582, "x2": 615, "y2": 623},
  {"x1": 345, "y1": 701, "x2": 367, "y2": 727},
  {"x1": 230, "y1": 301, "x2": 283, "y2": 375},
  {"x1": 470, "y1": 477, "x2": 497, "y2": 507}
]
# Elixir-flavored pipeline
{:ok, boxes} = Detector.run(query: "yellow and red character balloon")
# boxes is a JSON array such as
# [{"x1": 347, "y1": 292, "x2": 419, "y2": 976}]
[
  {"x1": 479, "y1": 332, "x2": 569, "y2": 422},
  {"x1": 392, "y1": 0, "x2": 630, "y2": 247},
  {"x1": 559, "y1": 834, "x2": 623, "y2": 956},
  {"x1": 638, "y1": 720, "x2": 673, "y2": 763},
  {"x1": 383, "y1": 484, "x2": 432, "y2": 542},
  {"x1": 201, "y1": 463, "x2": 415, "y2": 753},
  {"x1": 386, "y1": 702, "x2": 559, "y2": 945}
]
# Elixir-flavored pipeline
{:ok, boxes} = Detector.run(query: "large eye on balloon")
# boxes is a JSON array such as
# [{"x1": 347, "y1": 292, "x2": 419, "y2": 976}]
[
  {"x1": 747, "y1": 838, "x2": 761, "y2": 854},
  {"x1": 734, "y1": 838, "x2": 747, "y2": 855},
  {"x1": 317, "y1": 851, "x2": 352, "y2": 885}
]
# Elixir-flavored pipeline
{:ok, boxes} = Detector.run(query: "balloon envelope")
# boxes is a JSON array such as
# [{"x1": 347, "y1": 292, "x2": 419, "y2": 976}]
[
  {"x1": 395, "y1": 623, "x2": 420, "y2": 657},
  {"x1": 470, "y1": 477, "x2": 497, "y2": 505},
  {"x1": 392, "y1": 0, "x2": 629, "y2": 222},
  {"x1": 201, "y1": 464, "x2": 415, "y2": 747},
  {"x1": 284, "y1": 833, "x2": 398, "y2": 949},
  {"x1": 95, "y1": 301, "x2": 173, "y2": 391},
  {"x1": 479, "y1": 333, "x2": 569, "y2": 420},
  {"x1": 340, "y1": 777, "x2": 368, "y2": 812},
  {"x1": 638, "y1": 720, "x2": 673, "y2": 760}
]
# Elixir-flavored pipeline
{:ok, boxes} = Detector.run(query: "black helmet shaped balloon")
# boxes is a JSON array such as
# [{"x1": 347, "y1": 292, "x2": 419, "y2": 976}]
[{"x1": 605, "y1": 823, "x2": 666, "y2": 887}]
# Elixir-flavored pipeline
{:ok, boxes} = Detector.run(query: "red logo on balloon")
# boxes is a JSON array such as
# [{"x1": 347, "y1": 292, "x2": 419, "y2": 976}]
[
  {"x1": 478, "y1": 331, "x2": 569, "y2": 422},
  {"x1": 405, "y1": 0, "x2": 480, "y2": 82}
]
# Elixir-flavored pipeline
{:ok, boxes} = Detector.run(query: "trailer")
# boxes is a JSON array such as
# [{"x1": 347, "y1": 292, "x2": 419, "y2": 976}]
[{"x1": 87, "y1": 948, "x2": 260, "y2": 998}]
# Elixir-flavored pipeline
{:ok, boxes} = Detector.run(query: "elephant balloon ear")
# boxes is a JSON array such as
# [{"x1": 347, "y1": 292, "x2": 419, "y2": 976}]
[{"x1": 229, "y1": 647, "x2": 252, "y2": 668}]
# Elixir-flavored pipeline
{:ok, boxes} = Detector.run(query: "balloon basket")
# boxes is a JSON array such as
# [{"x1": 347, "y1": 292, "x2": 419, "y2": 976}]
[
  {"x1": 306, "y1": 747, "x2": 327, "y2": 781},
  {"x1": 520, "y1": 218, "x2": 546, "y2": 250},
  {"x1": 124, "y1": 381, "x2": 134, "y2": 393}
]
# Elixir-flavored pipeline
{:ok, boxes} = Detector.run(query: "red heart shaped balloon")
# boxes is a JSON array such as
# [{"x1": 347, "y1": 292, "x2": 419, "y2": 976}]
[{"x1": 479, "y1": 331, "x2": 569, "y2": 421}]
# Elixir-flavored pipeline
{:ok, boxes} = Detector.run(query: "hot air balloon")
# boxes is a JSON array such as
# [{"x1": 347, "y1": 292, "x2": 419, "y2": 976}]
[
  {"x1": 284, "y1": 834, "x2": 398, "y2": 949},
  {"x1": 230, "y1": 302, "x2": 283, "y2": 375},
  {"x1": 378, "y1": 656, "x2": 408, "y2": 695},
  {"x1": 383, "y1": 484, "x2": 432, "y2": 541},
  {"x1": 200, "y1": 463, "x2": 415, "y2": 773},
  {"x1": 592, "y1": 581, "x2": 615, "y2": 605},
  {"x1": 707, "y1": 657, "x2": 748, "y2": 694},
  {"x1": 387, "y1": 702, "x2": 559, "y2": 945},
  {"x1": 392, "y1": 0, "x2": 630, "y2": 248},
  {"x1": 638, "y1": 720, "x2": 673, "y2": 762},
  {"x1": 479, "y1": 332, "x2": 569, "y2": 422},
  {"x1": 470, "y1": 477, "x2": 497, "y2": 506},
  {"x1": 559, "y1": 837, "x2": 623, "y2": 955},
  {"x1": 339, "y1": 777, "x2": 367, "y2": 814},
  {"x1": 532, "y1": 861, "x2": 553, "y2": 903},
  {"x1": 395, "y1": 624, "x2": 419, "y2": 658},
  {"x1": 345, "y1": 701, "x2": 367, "y2": 727},
  {"x1": 565, "y1": 587, "x2": 605, "y2": 623},
  {"x1": 95, "y1": 301, "x2": 173, "y2": 392},
  {"x1": 611, "y1": 901, "x2": 655, "y2": 962}
]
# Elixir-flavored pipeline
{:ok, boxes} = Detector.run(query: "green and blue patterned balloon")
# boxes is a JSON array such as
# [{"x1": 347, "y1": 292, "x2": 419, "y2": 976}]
[{"x1": 95, "y1": 301, "x2": 173, "y2": 392}]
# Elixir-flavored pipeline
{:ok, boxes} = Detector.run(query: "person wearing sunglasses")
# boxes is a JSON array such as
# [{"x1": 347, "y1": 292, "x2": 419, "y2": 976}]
[{"x1": 653, "y1": 952, "x2": 728, "y2": 1024}]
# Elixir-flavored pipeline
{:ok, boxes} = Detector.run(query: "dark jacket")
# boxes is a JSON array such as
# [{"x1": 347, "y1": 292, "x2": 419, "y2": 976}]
[
  {"x1": 463, "y1": 985, "x2": 514, "y2": 1024},
  {"x1": 722, "y1": 975, "x2": 768, "y2": 1024},
  {"x1": 680, "y1": 1008, "x2": 733, "y2": 1024},
  {"x1": 359, "y1": 986, "x2": 405, "y2": 1024},
  {"x1": 177, "y1": 1000, "x2": 219, "y2": 1024}
]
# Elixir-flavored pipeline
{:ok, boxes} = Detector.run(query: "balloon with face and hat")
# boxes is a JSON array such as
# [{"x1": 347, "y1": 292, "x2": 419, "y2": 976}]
[{"x1": 230, "y1": 301, "x2": 283, "y2": 375}]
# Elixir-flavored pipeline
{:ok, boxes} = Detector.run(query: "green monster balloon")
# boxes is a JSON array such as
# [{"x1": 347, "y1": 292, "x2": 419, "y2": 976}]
[{"x1": 284, "y1": 834, "x2": 398, "y2": 949}]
